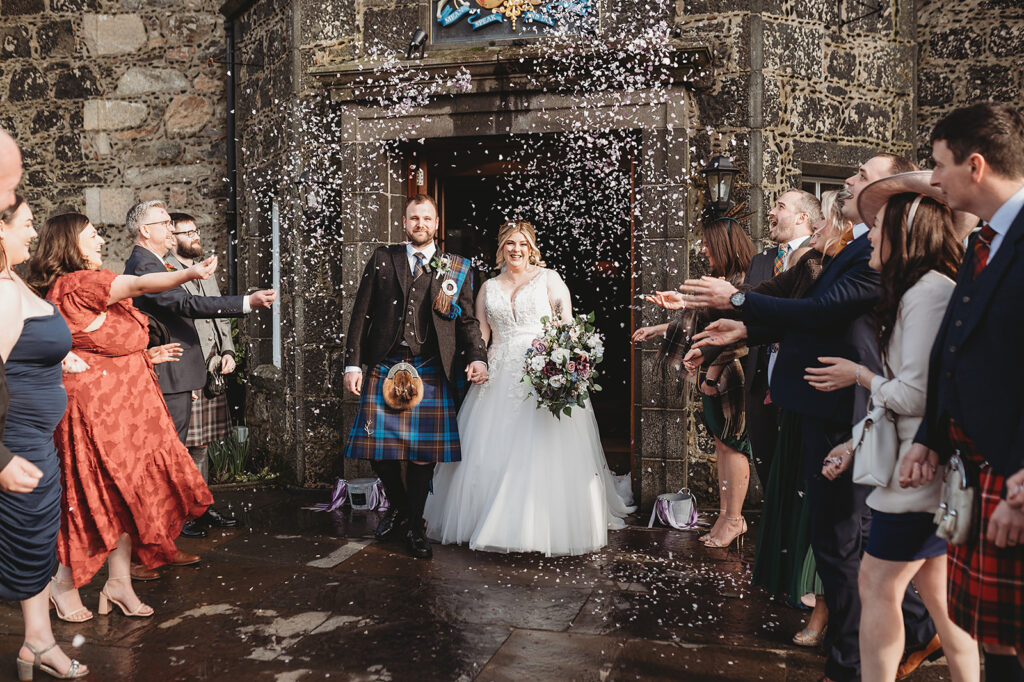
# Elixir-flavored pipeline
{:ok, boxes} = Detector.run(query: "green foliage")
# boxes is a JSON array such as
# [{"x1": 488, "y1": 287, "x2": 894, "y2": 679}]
[{"x1": 207, "y1": 434, "x2": 278, "y2": 484}]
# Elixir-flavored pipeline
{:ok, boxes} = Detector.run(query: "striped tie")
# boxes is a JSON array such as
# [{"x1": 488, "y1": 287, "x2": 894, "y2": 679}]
[
  {"x1": 773, "y1": 243, "x2": 790, "y2": 276},
  {"x1": 413, "y1": 252, "x2": 425, "y2": 278},
  {"x1": 971, "y1": 225, "x2": 996, "y2": 280}
]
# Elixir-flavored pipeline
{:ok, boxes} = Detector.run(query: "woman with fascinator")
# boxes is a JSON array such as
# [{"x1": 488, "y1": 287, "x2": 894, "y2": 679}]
[
  {"x1": 424, "y1": 220, "x2": 635, "y2": 556},
  {"x1": 810, "y1": 172, "x2": 980, "y2": 681},
  {"x1": 633, "y1": 213, "x2": 756, "y2": 549}
]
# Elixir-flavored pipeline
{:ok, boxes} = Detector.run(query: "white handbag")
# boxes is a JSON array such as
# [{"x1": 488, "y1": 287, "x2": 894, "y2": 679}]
[{"x1": 851, "y1": 400, "x2": 899, "y2": 487}]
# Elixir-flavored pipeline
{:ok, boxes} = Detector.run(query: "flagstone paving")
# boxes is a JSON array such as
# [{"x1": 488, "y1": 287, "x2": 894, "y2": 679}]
[{"x1": 0, "y1": 486, "x2": 953, "y2": 681}]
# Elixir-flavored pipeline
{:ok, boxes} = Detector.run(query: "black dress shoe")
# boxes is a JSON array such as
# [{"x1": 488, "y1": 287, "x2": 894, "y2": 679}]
[
  {"x1": 201, "y1": 508, "x2": 239, "y2": 528},
  {"x1": 179, "y1": 520, "x2": 208, "y2": 538},
  {"x1": 374, "y1": 507, "x2": 405, "y2": 540},
  {"x1": 405, "y1": 530, "x2": 433, "y2": 559}
]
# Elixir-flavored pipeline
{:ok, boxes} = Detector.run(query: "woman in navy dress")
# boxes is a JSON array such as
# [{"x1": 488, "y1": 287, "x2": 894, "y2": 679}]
[{"x1": 0, "y1": 196, "x2": 87, "y2": 679}]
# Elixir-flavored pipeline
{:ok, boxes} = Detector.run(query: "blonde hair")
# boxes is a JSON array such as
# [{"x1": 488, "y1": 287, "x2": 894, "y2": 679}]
[{"x1": 495, "y1": 220, "x2": 546, "y2": 269}]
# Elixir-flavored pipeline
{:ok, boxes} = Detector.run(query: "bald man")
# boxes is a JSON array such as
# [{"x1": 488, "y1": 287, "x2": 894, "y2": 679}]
[{"x1": 0, "y1": 129, "x2": 43, "y2": 496}]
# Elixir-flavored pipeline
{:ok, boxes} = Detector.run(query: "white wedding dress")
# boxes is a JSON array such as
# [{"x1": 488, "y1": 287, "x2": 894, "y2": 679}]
[{"x1": 424, "y1": 268, "x2": 636, "y2": 556}]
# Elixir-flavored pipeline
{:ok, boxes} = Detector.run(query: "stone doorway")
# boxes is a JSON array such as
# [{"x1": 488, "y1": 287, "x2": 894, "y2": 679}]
[{"x1": 404, "y1": 132, "x2": 638, "y2": 472}]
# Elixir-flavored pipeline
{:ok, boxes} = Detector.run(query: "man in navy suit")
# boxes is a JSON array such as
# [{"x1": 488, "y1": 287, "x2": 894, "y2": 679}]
[
  {"x1": 685, "y1": 153, "x2": 938, "y2": 681},
  {"x1": 124, "y1": 200, "x2": 276, "y2": 544},
  {"x1": 903, "y1": 102, "x2": 1024, "y2": 680}
]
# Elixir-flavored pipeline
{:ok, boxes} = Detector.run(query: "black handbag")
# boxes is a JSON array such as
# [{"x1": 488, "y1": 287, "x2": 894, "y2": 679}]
[
  {"x1": 203, "y1": 356, "x2": 226, "y2": 399},
  {"x1": 143, "y1": 311, "x2": 171, "y2": 348}
]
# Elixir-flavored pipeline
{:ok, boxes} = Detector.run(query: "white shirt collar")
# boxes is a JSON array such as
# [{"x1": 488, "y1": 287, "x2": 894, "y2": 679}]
[
  {"x1": 784, "y1": 235, "x2": 807, "y2": 251},
  {"x1": 406, "y1": 241, "x2": 436, "y2": 263},
  {"x1": 987, "y1": 184, "x2": 1024, "y2": 238},
  {"x1": 852, "y1": 222, "x2": 869, "y2": 239}
]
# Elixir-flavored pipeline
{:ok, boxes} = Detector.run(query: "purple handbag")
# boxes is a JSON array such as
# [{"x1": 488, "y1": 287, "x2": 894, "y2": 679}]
[{"x1": 647, "y1": 488, "x2": 701, "y2": 530}]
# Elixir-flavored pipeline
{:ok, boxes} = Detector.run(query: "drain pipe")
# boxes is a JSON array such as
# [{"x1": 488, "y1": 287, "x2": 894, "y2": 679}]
[{"x1": 224, "y1": 18, "x2": 238, "y2": 296}]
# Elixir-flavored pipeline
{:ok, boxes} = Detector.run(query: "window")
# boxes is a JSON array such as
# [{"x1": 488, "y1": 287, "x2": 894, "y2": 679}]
[{"x1": 801, "y1": 175, "x2": 846, "y2": 199}]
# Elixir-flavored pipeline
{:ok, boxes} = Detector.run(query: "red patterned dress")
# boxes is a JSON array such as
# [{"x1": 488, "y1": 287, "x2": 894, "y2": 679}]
[{"x1": 49, "y1": 269, "x2": 212, "y2": 586}]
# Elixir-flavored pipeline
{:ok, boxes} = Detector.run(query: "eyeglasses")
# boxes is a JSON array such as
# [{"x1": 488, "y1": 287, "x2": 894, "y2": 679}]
[
  {"x1": 172, "y1": 229, "x2": 200, "y2": 238},
  {"x1": 142, "y1": 219, "x2": 172, "y2": 230}
]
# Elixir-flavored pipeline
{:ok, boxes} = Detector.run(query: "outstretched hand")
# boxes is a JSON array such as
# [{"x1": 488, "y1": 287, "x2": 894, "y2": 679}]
[
  {"x1": 645, "y1": 291, "x2": 687, "y2": 311},
  {"x1": 678, "y1": 277, "x2": 737, "y2": 310},
  {"x1": 691, "y1": 319, "x2": 747, "y2": 349},
  {"x1": 146, "y1": 343, "x2": 183, "y2": 365},
  {"x1": 248, "y1": 289, "x2": 278, "y2": 309},
  {"x1": 189, "y1": 255, "x2": 218, "y2": 280}
]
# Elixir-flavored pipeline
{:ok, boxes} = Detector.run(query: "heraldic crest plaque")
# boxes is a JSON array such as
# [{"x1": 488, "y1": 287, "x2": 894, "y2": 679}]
[{"x1": 431, "y1": 0, "x2": 598, "y2": 44}]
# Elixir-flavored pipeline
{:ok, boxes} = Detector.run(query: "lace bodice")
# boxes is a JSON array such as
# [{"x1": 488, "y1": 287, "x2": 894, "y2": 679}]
[{"x1": 483, "y1": 268, "x2": 570, "y2": 373}]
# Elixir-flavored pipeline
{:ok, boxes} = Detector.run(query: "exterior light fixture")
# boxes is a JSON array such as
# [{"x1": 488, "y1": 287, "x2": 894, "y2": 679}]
[{"x1": 702, "y1": 155, "x2": 739, "y2": 213}]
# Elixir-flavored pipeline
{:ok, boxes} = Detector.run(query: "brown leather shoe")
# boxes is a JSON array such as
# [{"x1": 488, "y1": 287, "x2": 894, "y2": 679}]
[
  {"x1": 170, "y1": 550, "x2": 200, "y2": 566},
  {"x1": 897, "y1": 634, "x2": 943, "y2": 678},
  {"x1": 130, "y1": 563, "x2": 160, "y2": 581}
]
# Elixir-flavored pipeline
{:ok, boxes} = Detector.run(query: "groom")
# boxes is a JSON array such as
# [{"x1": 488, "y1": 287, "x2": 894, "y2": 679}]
[{"x1": 343, "y1": 194, "x2": 488, "y2": 559}]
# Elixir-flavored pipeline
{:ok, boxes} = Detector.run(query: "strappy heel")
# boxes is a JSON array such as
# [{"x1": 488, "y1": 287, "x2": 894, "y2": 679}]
[
  {"x1": 48, "y1": 578, "x2": 93, "y2": 623},
  {"x1": 98, "y1": 576, "x2": 154, "y2": 617},
  {"x1": 703, "y1": 515, "x2": 747, "y2": 549},
  {"x1": 699, "y1": 509, "x2": 727, "y2": 543},
  {"x1": 16, "y1": 642, "x2": 87, "y2": 681}
]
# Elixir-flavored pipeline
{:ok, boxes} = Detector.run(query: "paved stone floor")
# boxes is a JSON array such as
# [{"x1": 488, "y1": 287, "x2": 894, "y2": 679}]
[{"x1": 0, "y1": 486, "x2": 953, "y2": 681}]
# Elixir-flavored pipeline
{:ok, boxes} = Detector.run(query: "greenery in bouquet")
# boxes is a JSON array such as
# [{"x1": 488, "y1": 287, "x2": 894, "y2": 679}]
[{"x1": 522, "y1": 312, "x2": 605, "y2": 418}]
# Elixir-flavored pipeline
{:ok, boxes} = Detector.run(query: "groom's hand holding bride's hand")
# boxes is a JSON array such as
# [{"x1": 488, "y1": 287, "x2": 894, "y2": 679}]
[{"x1": 466, "y1": 361, "x2": 488, "y2": 385}]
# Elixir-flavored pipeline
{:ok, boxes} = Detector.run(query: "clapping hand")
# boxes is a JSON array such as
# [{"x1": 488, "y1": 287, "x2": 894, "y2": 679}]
[
  {"x1": 678, "y1": 277, "x2": 737, "y2": 310},
  {"x1": 691, "y1": 319, "x2": 748, "y2": 349},
  {"x1": 1006, "y1": 467, "x2": 1024, "y2": 512},
  {"x1": 61, "y1": 351, "x2": 89, "y2": 374},
  {"x1": 822, "y1": 441, "x2": 853, "y2": 480},
  {"x1": 466, "y1": 361, "x2": 489, "y2": 385},
  {"x1": 899, "y1": 443, "x2": 939, "y2": 488},
  {"x1": 189, "y1": 255, "x2": 218, "y2": 280},
  {"x1": 146, "y1": 343, "x2": 183, "y2": 365},
  {"x1": 0, "y1": 456, "x2": 43, "y2": 494},
  {"x1": 645, "y1": 291, "x2": 687, "y2": 310},
  {"x1": 248, "y1": 289, "x2": 278, "y2": 309},
  {"x1": 631, "y1": 324, "x2": 667, "y2": 342}
]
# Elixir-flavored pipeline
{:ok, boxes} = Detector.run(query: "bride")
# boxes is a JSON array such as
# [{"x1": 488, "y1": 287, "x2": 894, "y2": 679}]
[{"x1": 424, "y1": 220, "x2": 635, "y2": 556}]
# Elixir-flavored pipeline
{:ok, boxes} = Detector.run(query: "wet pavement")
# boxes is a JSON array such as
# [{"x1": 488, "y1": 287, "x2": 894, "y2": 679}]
[{"x1": 0, "y1": 486, "x2": 953, "y2": 681}]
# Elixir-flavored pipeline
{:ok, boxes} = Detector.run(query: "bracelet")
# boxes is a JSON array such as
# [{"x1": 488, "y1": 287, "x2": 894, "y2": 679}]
[
  {"x1": 845, "y1": 442, "x2": 854, "y2": 458},
  {"x1": 854, "y1": 366, "x2": 861, "y2": 387}
]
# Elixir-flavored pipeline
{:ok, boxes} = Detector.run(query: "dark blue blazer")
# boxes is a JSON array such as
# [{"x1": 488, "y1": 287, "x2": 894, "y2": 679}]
[
  {"x1": 915, "y1": 202, "x2": 1024, "y2": 478},
  {"x1": 740, "y1": 234, "x2": 881, "y2": 424},
  {"x1": 124, "y1": 246, "x2": 246, "y2": 394}
]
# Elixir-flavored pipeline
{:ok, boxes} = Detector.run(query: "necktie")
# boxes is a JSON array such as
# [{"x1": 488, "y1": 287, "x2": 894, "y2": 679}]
[
  {"x1": 773, "y1": 243, "x2": 790, "y2": 276},
  {"x1": 413, "y1": 252, "x2": 425, "y2": 278},
  {"x1": 972, "y1": 224, "x2": 997, "y2": 280}
]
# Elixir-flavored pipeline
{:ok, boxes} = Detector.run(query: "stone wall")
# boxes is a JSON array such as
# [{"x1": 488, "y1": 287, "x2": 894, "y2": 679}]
[
  {"x1": 0, "y1": 1, "x2": 227, "y2": 265},
  {"x1": 915, "y1": 0, "x2": 1024, "y2": 165}
]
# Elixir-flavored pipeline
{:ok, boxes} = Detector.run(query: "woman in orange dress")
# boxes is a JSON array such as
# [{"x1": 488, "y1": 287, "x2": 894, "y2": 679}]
[{"x1": 26, "y1": 213, "x2": 215, "y2": 621}]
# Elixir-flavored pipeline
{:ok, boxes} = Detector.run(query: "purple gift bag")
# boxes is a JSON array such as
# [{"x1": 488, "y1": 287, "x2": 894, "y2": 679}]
[{"x1": 647, "y1": 488, "x2": 701, "y2": 530}]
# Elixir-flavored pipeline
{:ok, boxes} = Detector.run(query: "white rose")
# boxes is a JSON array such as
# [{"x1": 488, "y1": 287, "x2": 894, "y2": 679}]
[
  {"x1": 549, "y1": 375, "x2": 565, "y2": 388},
  {"x1": 587, "y1": 336, "x2": 600, "y2": 348},
  {"x1": 551, "y1": 348, "x2": 570, "y2": 365},
  {"x1": 530, "y1": 356, "x2": 546, "y2": 371}
]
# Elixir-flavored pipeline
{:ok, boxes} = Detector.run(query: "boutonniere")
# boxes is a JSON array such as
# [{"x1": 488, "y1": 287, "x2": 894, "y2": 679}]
[
  {"x1": 430, "y1": 254, "x2": 453, "y2": 279},
  {"x1": 165, "y1": 263, "x2": 176, "y2": 271}
]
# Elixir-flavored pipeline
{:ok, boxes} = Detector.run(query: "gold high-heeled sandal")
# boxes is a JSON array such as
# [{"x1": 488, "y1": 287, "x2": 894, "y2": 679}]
[
  {"x1": 16, "y1": 642, "x2": 87, "y2": 681},
  {"x1": 703, "y1": 515, "x2": 747, "y2": 548},
  {"x1": 47, "y1": 578, "x2": 93, "y2": 623},
  {"x1": 98, "y1": 576, "x2": 154, "y2": 617},
  {"x1": 699, "y1": 509, "x2": 728, "y2": 543}
]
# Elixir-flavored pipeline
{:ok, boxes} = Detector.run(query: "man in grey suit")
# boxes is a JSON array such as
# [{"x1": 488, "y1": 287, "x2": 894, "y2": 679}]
[
  {"x1": 123, "y1": 200, "x2": 275, "y2": 543},
  {"x1": 165, "y1": 212, "x2": 241, "y2": 531}
]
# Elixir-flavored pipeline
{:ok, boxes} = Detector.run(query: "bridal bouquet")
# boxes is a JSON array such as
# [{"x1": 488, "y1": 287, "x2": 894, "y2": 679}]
[{"x1": 522, "y1": 312, "x2": 604, "y2": 418}]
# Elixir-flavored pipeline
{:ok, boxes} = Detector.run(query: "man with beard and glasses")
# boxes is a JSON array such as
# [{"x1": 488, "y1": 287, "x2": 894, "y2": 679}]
[{"x1": 165, "y1": 213, "x2": 240, "y2": 533}]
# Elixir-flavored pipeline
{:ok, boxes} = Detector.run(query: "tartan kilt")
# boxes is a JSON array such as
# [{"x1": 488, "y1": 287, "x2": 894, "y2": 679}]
[
  {"x1": 185, "y1": 391, "x2": 233, "y2": 448},
  {"x1": 343, "y1": 353, "x2": 461, "y2": 463},
  {"x1": 946, "y1": 421, "x2": 1024, "y2": 650}
]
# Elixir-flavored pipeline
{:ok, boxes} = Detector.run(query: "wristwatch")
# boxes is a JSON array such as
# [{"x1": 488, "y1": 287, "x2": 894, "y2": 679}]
[{"x1": 729, "y1": 291, "x2": 746, "y2": 310}]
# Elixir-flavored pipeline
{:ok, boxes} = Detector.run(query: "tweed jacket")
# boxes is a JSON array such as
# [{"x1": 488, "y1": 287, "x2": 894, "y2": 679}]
[
  {"x1": 124, "y1": 245, "x2": 246, "y2": 394},
  {"x1": 164, "y1": 253, "x2": 236, "y2": 363},
  {"x1": 344, "y1": 244, "x2": 487, "y2": 382}
]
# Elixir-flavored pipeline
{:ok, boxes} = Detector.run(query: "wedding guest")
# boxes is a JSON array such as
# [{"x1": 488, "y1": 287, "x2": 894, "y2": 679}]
[
  {"x1": 633, "y1": 216, "x2": 755, "y2": 549},
  {"x1": 124, "y1": 200, "x2": 273, "y2": 542},
  {"x1": 0, "y1": 196, "x2": 88, "y2": 679},
  {"x1": 26, "y1": 212, "x2": 216, "y2": 620},
  {"x1": 165, "y1": 212, "x2": 239, "y2": 529},
  {"x1": 903, "y1": 102, "x2": 1024, "y2": 679},
  {"x1": 814, "y1": 172, "x2": 978, "y2": 680}
]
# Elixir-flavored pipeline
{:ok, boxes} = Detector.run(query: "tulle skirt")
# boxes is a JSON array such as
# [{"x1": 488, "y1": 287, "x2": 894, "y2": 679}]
[{"x1": 424, "y1": 359, "x2": 635, "y2": 556}]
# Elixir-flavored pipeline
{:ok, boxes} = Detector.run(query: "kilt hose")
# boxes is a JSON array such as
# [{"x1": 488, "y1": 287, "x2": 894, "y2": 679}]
[
  {"x1": 947, "y1": 421, "x2": 1024, "y2": 650},
  {"x1": 343, "y1": 352, "x2": 461, "y2": 463},
  {"x1": 185, "y1": 391, "x2": 233, "y2": 448}
]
